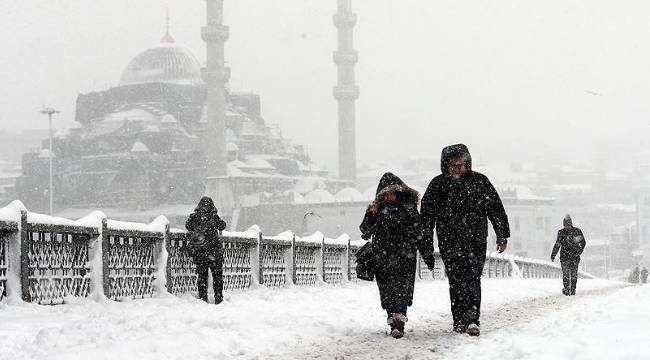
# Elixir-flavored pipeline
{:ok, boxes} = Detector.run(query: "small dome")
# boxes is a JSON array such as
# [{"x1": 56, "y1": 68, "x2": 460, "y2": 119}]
[
  {"x1": 335, "y1": 187, "x2": 364, "y2": 202},
  {"x1": 119, "y1": 44, "x2": 203, "y2": 86},
  {"x1": 304, "y1": 189, "x2": 335, "y2": 204}
]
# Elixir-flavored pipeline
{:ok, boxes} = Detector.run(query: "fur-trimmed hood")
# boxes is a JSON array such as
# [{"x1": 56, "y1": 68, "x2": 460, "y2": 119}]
[
  {"x1": 375, "y1": 172, "x2": 419, "y2": 205},
  {"x1": 440, "y1": 143, "x2": 472, "y2": 175}
]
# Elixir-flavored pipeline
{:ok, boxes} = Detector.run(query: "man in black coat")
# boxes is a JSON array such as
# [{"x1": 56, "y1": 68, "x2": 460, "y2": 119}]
[
  {"x1": 420, "y1": 144, "x2": 510, "y2": 336},
  {"x1": 551, "y1": 215, "x2": 586, "y2": 296},
  {"x1": 186, "y1": 196, "x2": 227, "y2": 304},
  {"x1": 360, "y1": 172, "x2": 436, "y2": 339}
]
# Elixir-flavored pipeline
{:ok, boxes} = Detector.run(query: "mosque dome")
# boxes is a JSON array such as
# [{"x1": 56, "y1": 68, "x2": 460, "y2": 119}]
[{"x1": 119, "y1": 43, "x2": 203, "y2": 86}]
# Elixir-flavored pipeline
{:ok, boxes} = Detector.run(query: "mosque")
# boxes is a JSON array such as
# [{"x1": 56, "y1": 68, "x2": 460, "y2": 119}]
[{"x1": 16, "y1": 1, "x2": 363, "y2": 231}]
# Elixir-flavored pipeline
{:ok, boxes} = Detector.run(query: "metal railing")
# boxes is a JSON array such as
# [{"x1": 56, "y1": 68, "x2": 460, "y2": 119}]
[{"x1": 0, "y1": 202, "x2": 593, "y2": 304}]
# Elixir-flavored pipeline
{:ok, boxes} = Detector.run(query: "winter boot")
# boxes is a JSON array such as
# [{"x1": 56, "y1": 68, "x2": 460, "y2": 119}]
[
  {"x1": 387, "y1": 313, "x2": 408, "y2": 339},
  {"x1": 466, "y1": 323, "x2": 480, "y2": 337},
  {"x1": 453, "y1": 323, "x2": 466, "y2": 333},
  {"x1": 562, "y1": 288, "x2": 569, "y2": 296}
]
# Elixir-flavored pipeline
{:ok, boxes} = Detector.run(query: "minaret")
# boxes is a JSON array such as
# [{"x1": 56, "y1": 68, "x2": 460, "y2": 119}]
[
  {"x1": 333, "y1": 0, "x2": 359, "y2": 183},
  {"x1": 202, "y1": 0, "x2": 233, "y2": 213}
]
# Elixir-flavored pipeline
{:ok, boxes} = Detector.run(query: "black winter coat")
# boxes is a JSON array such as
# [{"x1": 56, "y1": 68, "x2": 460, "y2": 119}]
[
  {"x1": 185, "y1": 196, "x2": 227, "y2": 260},
  {"x1": 551, "y1": 227, "x2": 586, "y2": 263},
  {"x1": 359, "y1": 173, "x2": 435, "y2": 309},
  {"x1": 420, "y1": 144, "x2": 510, "y2": 258}
]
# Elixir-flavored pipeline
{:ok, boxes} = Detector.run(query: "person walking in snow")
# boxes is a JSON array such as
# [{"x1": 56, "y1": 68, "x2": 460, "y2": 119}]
[
  {"x1": 420, "y1": 144, "x2": 510, "y2": 337},
  {"x1": 186, "y1": 196, "x2": 227, "y2": 304},
  {"x1": 551, "y1": 215, "x2": 586, "y2": 296},
  {"x1": 360, "y1": 172, "x2": 436, "y2": 339},
  {"x1": 641, "y1": 266, "x2": 649, "y2": 284},
  {"x1": 629, "y1": 265, "x2": 641, "y2": 284}
]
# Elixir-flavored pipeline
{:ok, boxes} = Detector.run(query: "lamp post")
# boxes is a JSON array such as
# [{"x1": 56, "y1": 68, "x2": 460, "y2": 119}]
[{"x1": 40, "y1": 107, "x2": 59, "y2": 215}]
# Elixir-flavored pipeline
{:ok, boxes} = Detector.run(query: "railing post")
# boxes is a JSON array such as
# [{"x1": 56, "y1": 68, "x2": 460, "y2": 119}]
[
  {"x1": 318, "y1": 233, "x2": 325, "y2": 283},
  {"x1": 87, "y1": 215, "x2": 106, "y2": 300},
  {"x1": 19, "y1": 210, "x2": 29, "y2": 302},
  {"x1": 257, "y1": 232, "x2": 263, "y2": 285},
  {"x1": 284, "y1": 234, "x2": 295, "y2": 286},
  {"x1": 5, "y1": 213, "x2": 23, "y2": 301},
  {"x1": 101, "y1": 218, "x2": 110, "y2": 299},
  {"x1": 291, "y1": 234, "x2": 297, "y2": 284},
  {"x1": 345, "y1": 238, "x2": 351, "y2": 282},
  {"x1": 152, "y1": 223, "x2": 169, "y2": 296},
  {"x1": 165, "y1": 225, "x2": 173, "y2": 294}
]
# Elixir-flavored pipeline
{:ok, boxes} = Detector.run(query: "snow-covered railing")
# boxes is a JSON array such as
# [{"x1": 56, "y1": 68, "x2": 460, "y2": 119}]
[
  {"x1": 0, "y1": 219, "x2": 17, "y2": 301},
  {"x1": 0, "y1": 201, "x2": 366, "y2": 303},
  {"x1": 416, "y1": 250, "x2": 594, "y2": 280},
  {"x1": 101, "y1": 218, "x2": 167, "y2": 301},
  {"x1": 0, "y1": 201, "x2": 594, "y2": 304}
]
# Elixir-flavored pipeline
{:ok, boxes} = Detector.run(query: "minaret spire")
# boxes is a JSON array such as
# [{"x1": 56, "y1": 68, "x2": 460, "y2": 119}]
[
  {"x1": 202, "y1": 0, "x2": 233, "y2": 214},
  {"x1": 333, "y1": 0, "x2": 359, "y2": 183},
  {"x1": 161, "y1": 8, "x2": 175, "y2": 43}
]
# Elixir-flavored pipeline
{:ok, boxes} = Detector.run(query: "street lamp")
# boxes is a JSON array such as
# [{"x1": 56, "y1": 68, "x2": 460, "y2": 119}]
[{"x1": 40, "y1": 107, "x2": 59, "y2": 215}]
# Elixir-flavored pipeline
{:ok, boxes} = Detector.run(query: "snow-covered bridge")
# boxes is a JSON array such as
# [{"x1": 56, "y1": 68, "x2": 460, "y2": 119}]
[
  {"x1": 0, "y1": 201, "x2": 647, "y2": 359},
  {"x1": 1, "y1": 279, "x2": 645, "y2": 359}
]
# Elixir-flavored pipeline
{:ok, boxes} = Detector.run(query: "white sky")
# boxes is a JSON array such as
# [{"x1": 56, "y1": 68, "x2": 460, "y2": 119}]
[{"x1": 2, "y1": 0, "x2": 650, "y2": 173}]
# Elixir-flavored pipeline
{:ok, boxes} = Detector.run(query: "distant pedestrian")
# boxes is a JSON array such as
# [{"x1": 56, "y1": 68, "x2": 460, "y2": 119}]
[
  {"x1": 629, "y1": 265, "x2": 641, "y2": 284},
  {"x1": 186, "y1": 196, "x2": 227, "y2": 304},
  {"x1": 640, "y1": 266, "x2": 648, "y2": 284},
  {"x1": 360, "y1": 173, "x2": 436, "y2": 339},
  {"x1": 551, "y1": 215, "x2": 586, "y2": 296},
  {"x1": 420, "y1": 144, "x2": 510, "y2": 336}
]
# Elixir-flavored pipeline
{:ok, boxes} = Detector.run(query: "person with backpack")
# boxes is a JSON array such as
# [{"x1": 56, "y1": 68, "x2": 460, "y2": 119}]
[
  {"x1": 551, "y1": 214, "x2": 586, "y2": 296},
  {"x1": 359, "y1": 172, "x2": 436, "y2": 339},
  {"x1": 185, "y1": 196, "x2": 227, "y2": 304}
]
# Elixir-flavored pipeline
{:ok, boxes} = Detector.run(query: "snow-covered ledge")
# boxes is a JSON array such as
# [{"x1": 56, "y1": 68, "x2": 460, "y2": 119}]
[{"x1": 0, "y1": 200, "x2": 26, "y2": 303}]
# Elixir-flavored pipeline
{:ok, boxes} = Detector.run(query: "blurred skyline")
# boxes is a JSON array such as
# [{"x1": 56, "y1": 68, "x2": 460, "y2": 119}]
[{"x1": 2, "y1": 1, "x2": 650, "y2": 174}]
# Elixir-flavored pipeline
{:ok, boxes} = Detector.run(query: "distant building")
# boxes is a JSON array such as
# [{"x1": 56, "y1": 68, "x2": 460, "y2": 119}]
[{"x1": 16, "y1": 35, "x2": 341, "y2": 218}]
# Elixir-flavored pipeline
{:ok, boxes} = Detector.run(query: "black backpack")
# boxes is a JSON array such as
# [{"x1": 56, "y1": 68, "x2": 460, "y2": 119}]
[{"x1": 187, "y1": 231, "x2": 209, "y2": 256}]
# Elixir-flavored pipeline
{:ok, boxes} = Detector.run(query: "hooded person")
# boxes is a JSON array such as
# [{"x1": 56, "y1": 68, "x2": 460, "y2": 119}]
[
  {"x1": 420, "y1": 144, "x2": 510, "y2": 336},
  {"x1": 359, "y1": 172, "x2": 435, "y2": 339},
  {"x1": 186, "y1": 196, "x2": 227, "y2": 303},
  {"x1": 551, "y1": 214, "x2": 586, "y2": 295}
]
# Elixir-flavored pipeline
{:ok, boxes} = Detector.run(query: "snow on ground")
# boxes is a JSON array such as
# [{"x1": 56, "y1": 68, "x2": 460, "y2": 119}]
[{"x1": 0, "y1": 279, "x2": 640, "y2": 360}]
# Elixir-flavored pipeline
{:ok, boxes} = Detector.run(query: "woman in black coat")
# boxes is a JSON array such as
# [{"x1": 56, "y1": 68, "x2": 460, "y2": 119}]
[
  {"x1": 186, "y1": 196, "x2": 227, "y2": 304},
  {"x1": 360, "y1": 173, "x2": 435, "y2": 338}
]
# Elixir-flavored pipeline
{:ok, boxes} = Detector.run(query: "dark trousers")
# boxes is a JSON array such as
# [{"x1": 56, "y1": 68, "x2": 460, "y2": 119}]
[
  {"x1": 561, "y1": 259, "x2": 580, "y2": 295},
  {"x1": 442, "y1": 253, "x2": 486, "y2": 327},
  {"x1": 195, "y1": 256, "x2": 223, "y2": 303}
]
